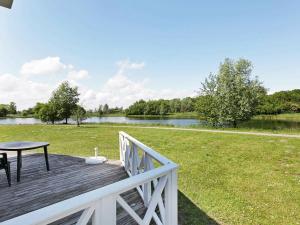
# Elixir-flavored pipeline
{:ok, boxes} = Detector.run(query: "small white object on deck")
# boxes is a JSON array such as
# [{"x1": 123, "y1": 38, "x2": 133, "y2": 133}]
[
  {"x1": 85, "y1": 147, "x2": 107, "y2": 164},
  {"x1": 85, "y1": 156, "x2": 107, "y2": 164}
]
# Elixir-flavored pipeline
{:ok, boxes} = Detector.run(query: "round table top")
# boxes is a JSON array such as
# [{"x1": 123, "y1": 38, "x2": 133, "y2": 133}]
[{"x1": 0, "y1": 141, "x2": 49, "y2": 151}]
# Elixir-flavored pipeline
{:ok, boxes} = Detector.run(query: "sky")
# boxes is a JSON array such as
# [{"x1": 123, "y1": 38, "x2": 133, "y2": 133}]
[{"x1": 0, "y1": 0, "x2": 300, "y2": 110}]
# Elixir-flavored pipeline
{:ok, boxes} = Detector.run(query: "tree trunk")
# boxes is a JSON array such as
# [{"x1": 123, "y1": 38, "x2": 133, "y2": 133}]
[
  {"x1": 65, "y1": 118, "x2": 68, "y2": 124},
  {"x1": 233, "y1": 120, "x2": 237, "y2": 128}
]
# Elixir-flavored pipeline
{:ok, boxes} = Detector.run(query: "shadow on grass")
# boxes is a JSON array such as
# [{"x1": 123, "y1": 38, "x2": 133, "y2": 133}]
[{"x1": 178, "y1": 191, "x2": 219, "y2": 225}]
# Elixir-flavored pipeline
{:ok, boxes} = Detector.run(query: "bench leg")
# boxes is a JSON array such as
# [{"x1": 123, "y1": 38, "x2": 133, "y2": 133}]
[
  {"x1": 17, "y1": 150, "x2": 22, "y2": 182},
  {"x1": 5, "y1": 163, "x2": 11, "y2": 186},
  {"x1": 44, "y1": 146, "x2": 50, "y2": 171}
]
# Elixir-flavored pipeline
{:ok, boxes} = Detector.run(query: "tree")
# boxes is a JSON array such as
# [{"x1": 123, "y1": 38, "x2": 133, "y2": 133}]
[
  {"x1": 50, "y1": 81, "x2": 80, "y2": 124},
  {"x1": 169, "y1": 99, "x2": 181, "y2": 113},
  {"x1": 33, "y1": 102, "x2": 46, "y2": 118},
  {"x1": 72, "y1": 105, "x2": 87, "y2": 127},
  {"x1": 8, "y1": 102, "x2": 17, "y2": 114},
  {"x1": 125, "y1": 100, "x2": 147, "y2": 115},
  {"x1": 180, "y1": 97, "x2": 194, "y2": 112},
  {"x1": 103, "y1": 104, "x2": 109, "y2": 114},
  {"x1": 39, "y1": 102, "x2": 60, "y2": 124},
  {"x1": 197, "y1": 58, "x2": 265, "y2": 127},
  {"x1": 97, "y1": 105, "x2": 103, "y2": 117},
  {"x1": 145, "y1": 100, "x2": 160, "y2": 115},
  {"x1": 159, "y1": 102, "x2": 168, "y2": 116},
  {"x1": 0, "y1": 105, "x2": 8, "y2": 117},
  {"x1": 196, "y1": 94, "x2": 219, "y2": 125},
  {"x1": 21, "y1": 107, "x2": 34, "y2": 116}
]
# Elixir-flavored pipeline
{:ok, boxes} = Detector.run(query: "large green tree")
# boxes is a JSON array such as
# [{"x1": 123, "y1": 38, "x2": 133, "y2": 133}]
[
  {"x1": 50, "y1": 81, "x2": 80, "y2": 124},
  {"x1": 39, "y1": 102, "x2": 60, "y2": 124},
  {"x1": 197, "y1": 58, "x2": 265, "y2": 127}
]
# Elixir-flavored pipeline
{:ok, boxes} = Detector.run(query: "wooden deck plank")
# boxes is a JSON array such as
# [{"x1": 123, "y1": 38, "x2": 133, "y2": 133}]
[{"x1": 0, "y1": 153, "x2": 146, "y2": 224}]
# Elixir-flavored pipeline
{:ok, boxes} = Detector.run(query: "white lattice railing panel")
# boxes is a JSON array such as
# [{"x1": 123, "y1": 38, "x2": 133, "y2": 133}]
[
  {"x1": 116, "y1": 175, "x2": 168, "y2": 225},
  {"x1": 2, "y1": 132, "x2": 178, "y2": 225},
  {"x1": 118, "y1": 132, "x2": 177, "y2": 225}
]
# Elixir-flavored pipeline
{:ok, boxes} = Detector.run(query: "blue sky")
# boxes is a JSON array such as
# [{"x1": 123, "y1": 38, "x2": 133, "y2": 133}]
[{"x1": 0, "y1": 1, "x2": 300, "y2": 109}]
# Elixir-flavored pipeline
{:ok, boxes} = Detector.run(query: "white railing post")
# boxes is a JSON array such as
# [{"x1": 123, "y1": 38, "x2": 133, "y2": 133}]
[
  {"x1": 92, "y1": 195, "x2": 117, "y2": 225},
  {"x1": 143, "y1": 152, "x2": 152, "y2": 207},
  {"x1": 124, "y1": 139, "x2": 131, "y2": 171},
  {"x1": 165, "y1": 169, "x2": 178, "y2": 225},
  {"x1": 119, "y1": 133, "x2": 124, "y2": 164}
]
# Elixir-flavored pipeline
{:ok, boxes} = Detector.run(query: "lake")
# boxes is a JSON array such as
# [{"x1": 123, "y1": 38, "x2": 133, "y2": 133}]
[{"x1": 0, "y1": 116, "x2": 202, "y2": 127}]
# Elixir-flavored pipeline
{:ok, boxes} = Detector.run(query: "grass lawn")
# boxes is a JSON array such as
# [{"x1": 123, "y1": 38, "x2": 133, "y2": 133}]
[{"x1": 0, "y1": 124, "x2": 299, "y2": 225}]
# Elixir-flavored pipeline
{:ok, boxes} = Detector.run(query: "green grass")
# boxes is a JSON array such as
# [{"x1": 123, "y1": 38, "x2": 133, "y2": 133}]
[{"x1": 0, "y1": 124, "x2": 299, "y2": 225}]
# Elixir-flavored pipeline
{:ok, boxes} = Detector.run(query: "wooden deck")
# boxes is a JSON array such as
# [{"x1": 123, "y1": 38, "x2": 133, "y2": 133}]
[{"x1": 0, "y1": 153, "x2": 146, "y2": 224}]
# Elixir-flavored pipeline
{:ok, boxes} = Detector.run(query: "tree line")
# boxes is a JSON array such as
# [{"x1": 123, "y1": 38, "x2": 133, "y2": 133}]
[
  {"x1": 124, "y1": 88, "x2": 300, "y2": 119},
  {"x1": 86, "y1": 104, "x2": 123, "y2": 117},
  {"x1": 125, "y1": 97, "x2": 196, "y2": 116},
  {"x1": 257, "y1": 89, "x2": 300, "y2": 114}
]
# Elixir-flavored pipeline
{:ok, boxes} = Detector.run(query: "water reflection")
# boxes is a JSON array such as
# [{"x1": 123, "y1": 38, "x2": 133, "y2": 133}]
[{"x1": 0, "y1": 117, "x2": 202, "y2": 127}]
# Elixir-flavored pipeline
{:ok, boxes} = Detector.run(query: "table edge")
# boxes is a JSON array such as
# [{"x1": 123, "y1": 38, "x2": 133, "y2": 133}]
[{"x1": 0, "y1": 143, "x2": 50, "y2": 151}]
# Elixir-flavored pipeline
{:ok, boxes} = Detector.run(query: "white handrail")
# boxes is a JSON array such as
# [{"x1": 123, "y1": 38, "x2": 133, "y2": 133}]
[
  {"x1": 1, "y1": 132, "x2": 178, "y2": 225},
  {"x1": 119, "y1": 131, "x2": 172, "y2": 165}
]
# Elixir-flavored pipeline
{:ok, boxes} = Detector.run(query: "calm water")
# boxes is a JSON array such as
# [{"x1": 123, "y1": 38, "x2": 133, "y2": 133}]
[{"x1": 0, "y1": 117, "x2": 202, "y2": 127}]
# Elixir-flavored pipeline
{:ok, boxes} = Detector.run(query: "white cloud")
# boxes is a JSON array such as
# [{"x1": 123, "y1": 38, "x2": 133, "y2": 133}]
[
  {"x1": 116, "y1": 59, "x2": 145, "y2": 76},
  {"x1": 0, "y1": 73, "x2": 52, "y2": 109},
  {"x1": 80, "y1": 59, "x2": 194, "y2": 108},
  {"x1": 1, "y1": 58, "x2": 194, "y2": 110},
  {"x1": 20, "y1": 56, "x2": 70, "y2": 76},
  {"x1": 80, "y1": 73, "x2": 193, "y2": 108},
  {"x1": 67, "y1": 70, "x2": 89, "y2": 80}
]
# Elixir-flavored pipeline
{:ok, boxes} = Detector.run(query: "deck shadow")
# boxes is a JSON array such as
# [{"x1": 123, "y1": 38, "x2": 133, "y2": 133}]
[{"x1": 178, "y1": 190, "x2": 220, "y2": 225}]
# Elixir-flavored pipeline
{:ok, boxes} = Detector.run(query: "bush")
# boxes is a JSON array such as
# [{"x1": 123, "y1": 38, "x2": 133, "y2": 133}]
[{"x1": 0, "y1": 105, "x2": 8, "y2": 117}]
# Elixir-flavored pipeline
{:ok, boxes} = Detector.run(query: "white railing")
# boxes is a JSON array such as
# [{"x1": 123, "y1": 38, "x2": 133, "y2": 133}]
[{"x1": 1, "y1": 131, "x2": 178, "y2": 225}]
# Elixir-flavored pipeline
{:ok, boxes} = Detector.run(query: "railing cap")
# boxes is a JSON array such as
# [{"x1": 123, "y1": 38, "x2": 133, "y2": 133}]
[{"x1": 119, "y1": 131, "x2": 175, "y2": 165}]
